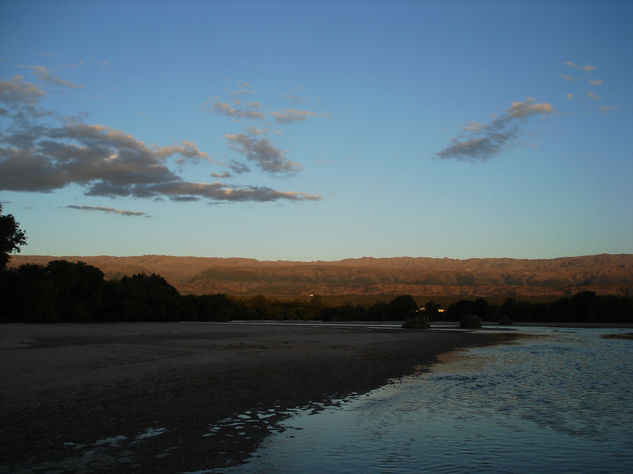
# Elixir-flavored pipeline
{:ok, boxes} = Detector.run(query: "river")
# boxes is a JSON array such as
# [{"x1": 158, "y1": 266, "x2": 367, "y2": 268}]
[{"x1": 227, "y1": 327, "x2": 633, "y2": 473}]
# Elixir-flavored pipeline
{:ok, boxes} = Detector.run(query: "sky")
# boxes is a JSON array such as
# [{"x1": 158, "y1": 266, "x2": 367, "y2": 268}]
[{"x1": 1, "y1": 0, "x2": 632, "y2": 261}]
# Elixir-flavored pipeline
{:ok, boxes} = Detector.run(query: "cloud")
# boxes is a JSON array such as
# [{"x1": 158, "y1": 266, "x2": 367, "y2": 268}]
[
  {"x1": 232, "y1": 81, "x2": 256, "y2": 97},
  {"x1": 226, "y1": 132, "x2": 302, "y2": 175},
  {"x1": 436, "y1": 98, "x2": 554, "y2": 162},
  {"x1": 147, "y1": 181, "x2": 320, "y2": 202},
  {"x1": 564, "y1": 61, "x2": 595, "y2": 72},
  {"x1": 567, "y1": 93, "x2": 574, "y2": 100},
  {"x1": 586, "y1": 91, "x2": 601, "y2": 101},
  {"x1": 0, "y1": 109, "x2": 317, "y2": 202},
  {"x1": 561, "y1": 74, "x2": 578, "y2": 81},
  {"x1": 286, "y1": 94, "x2": 323, "y2": 104},
  {"x1": 228, "y1": 160, "x2": 251, "y2": 175},
  {"x1": 246, "y1": 126, "x2": 266, "y2": 135},
  {"x1": 67, "y1": 205, "x2": 148, "y2": 217},
  {"x1": 0, "y1": 76, "x2": 45, "y2": 105},
  {"x1": 270, "y1": 108, "x2": 324, "y2": 124},
  {"x1": 462, "y1": 122, "x2": 486, "y2": 131},
  {"x1": 211, "y1": 171, "x2": 231, "y2": 178},
  {"x1": 599, "y1": 106, "x2": 618, "y2": 114},
  {"x1": 0, "y1": 121, "x2": 207, "y2": 194},
  {"x1": 1, "y1": 76, "x2": 320, "y2": 204},
  {"x1": 209, "y1": 101, "x2": 264, "y2": 119},
  {"x1": 506, "y1": 99, "x2": 553, "y2": 118},
  {"x1": 18, "y1": 65, "x2": 83, "y2": 89},
  {"x1": 589, "y1": 80, "x2": 603, "y2": 86}
]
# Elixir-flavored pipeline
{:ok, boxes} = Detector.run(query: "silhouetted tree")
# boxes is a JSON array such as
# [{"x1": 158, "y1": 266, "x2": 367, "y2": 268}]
[
  {"x1": 0, "y1": 204, "x2": 27, "y2": 270},
  {"x1": 424, "y1": 300, "x2": 440, "y2": 320},
  {"x1": 388, "y1": 295, "x2": 418, "y2": 320}
]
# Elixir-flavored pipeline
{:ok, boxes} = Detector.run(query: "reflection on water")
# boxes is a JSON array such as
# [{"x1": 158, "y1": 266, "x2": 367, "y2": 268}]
[{"x1": 232, "y1": 328, "x2": 633, "y2": 473}]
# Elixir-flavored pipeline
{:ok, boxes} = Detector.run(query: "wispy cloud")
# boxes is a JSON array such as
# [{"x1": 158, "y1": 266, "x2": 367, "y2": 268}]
[
  {"x1": 436, "y1": 98, "x2": 553, "y2": 162},
  {"x1": 588, "y1": 80, "x2": 603, "y2": 86},
  {"x1": 462, "y1": 122, "x2": 486, "y2": 131},
  {"x1": 567, "y1": 93, "x2": 574, "y2": 100},
  {"x1": 0, "y1": 76, "x2": 45, "y2": 105},
  {"x1": 228, "y1": 160, "x2": 251, "y2": 175},
  {"x1": 270, "y1": 108, "x2": 324, "y2": 124},
  {"x1": 211, "y1": 171, "x2": 231, "y2": 179},
  {"x1": 148, "y1": 181, "x2": 320, "y2": 202},
  {"x1": 208, "y1": 101, "x2": 264, "y2": 119},
  {"x1": 561, "y1": 74, "x2": 578, "y2": 82},
  {"x1": 226, "y1": 131, "x2": 302, "y2": 175},
  {"x1": 586, "y1": 91, "x2": 601, "y2": 101},
  {"x1": 67, "y1": 205, "x2": 148, "y2": 217},
  {"x1": 564, "y1": 61, "x2": 595, "y2": 72},
  {"x1": 18, "y1": 65, "x2": 83, "y2": 89},
  {"x1": 34, "y1": 51, "x2": 59, "y2": 57},
  {"x1": 599, "y1": 105, "x2": 618, "y2": 114},
  {"x1": 232, "y1": 81, "x2": 256, "y2": 97}
]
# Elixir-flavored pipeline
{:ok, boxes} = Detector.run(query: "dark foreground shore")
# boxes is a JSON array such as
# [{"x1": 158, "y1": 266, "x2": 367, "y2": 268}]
[{"x1": 0, "y1": 323, "x2": 517, "y2": 472}]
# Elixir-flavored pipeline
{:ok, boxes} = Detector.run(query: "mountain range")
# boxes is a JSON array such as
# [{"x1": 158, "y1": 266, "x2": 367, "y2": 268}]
[{"x1": 9, "y1": 254, "x2": 633, "y2": 298}]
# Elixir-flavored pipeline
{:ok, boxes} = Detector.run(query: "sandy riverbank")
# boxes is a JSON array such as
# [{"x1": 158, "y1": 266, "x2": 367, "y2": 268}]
[{"x1": 0, "y1": 322, "x2": 517, "y2": 472}]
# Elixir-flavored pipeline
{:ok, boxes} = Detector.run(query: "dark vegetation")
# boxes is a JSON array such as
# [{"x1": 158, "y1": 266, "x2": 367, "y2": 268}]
[
  {"x1": 0, "y1": 204, "x2": 26, "y2": 270},
  {"x1": 436, "y1": 295, "x2": 633, "y2": 324}
]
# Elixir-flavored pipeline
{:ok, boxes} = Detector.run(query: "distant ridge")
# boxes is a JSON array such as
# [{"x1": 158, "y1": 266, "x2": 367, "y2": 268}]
[{"x1": 8, "y1": 254, "x2": 633, "y2": 297}]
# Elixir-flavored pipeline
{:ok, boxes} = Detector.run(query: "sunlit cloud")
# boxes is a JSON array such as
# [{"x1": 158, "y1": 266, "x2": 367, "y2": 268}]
[
  {"x1": 561, "y1": 74, "x2": 578, "y2": 81},
  {"x1": 67, "y1": 205, "x2": 148, "y2": 217},
  {"x1": 589, "y1": 80, "x2": 603, "y2": 86},
  {"x1": 567, "y1": 93, "x2": 574, "y2": 100},
  {"x1": 436, "y1": 98, "x2": 553, "y2": 162},
  {"x1": 18, "y1": 65, "x2": 83, "y2": 89}
]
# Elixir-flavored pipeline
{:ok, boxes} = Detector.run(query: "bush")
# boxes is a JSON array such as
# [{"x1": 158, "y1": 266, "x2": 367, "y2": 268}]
[
  {"x1": 402, "y1": 314, "x2": 430, "y2": 329},
  {"x1": 498, "y1": 314, "x2": 513, "y2": 325},
  {"x1": 460, "y1": 313, "x2": 482, "y2": 329}
]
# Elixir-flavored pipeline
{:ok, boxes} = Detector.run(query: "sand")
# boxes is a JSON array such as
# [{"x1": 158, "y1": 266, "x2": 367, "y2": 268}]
[{"x1": 0, "y1": 322, "x2": 517, "y2": 472}]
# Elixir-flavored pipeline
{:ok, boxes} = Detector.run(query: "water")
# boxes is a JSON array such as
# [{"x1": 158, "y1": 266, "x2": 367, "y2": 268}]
[{"x1": 231, "y1": 328, "x2": 633, "y2": 473}]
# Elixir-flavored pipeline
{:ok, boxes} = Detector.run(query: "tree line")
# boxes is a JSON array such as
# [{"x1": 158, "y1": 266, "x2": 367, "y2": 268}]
[{"x1": 437, "y1": 293, "x2": 633, "y2": 324}]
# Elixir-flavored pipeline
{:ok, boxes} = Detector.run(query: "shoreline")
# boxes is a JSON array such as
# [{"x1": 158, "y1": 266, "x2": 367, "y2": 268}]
[{"x1": 1, "y1": 322, "x2": 519, "y2": 472}]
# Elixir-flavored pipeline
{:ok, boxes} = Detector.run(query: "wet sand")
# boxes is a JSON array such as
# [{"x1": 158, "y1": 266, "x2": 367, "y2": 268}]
[{"x1": 0, "y1": 322, "x2": 516, "y2": 472}]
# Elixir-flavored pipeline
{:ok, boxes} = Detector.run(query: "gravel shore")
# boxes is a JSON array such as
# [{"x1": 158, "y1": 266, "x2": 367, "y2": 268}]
[{"x1": 0, "y1": 322, "x2": 516, "y2": 472}]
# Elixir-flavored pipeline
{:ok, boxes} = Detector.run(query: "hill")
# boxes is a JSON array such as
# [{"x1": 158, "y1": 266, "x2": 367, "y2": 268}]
[{"x1": 8, "y1": 254, "x2": 633, "y2": 298}]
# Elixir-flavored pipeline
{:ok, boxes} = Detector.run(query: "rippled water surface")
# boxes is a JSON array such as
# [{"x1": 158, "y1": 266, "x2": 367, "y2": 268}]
[{"x1": 233, "y1": 328, "x2": 633, "y2": 473}]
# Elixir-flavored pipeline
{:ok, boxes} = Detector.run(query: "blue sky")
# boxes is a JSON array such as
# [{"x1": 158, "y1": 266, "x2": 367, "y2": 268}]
[{"x1": 1, "y1": 0, "x2": 632, "y2": 260}]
